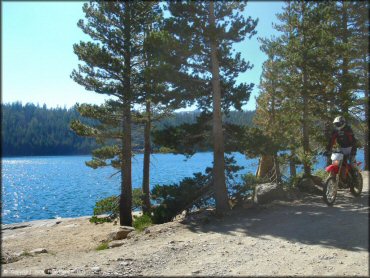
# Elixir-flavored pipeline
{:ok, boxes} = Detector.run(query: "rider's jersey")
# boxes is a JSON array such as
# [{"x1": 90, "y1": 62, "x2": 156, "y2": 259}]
[{"x1": 327, "y1": 125, "x2": 357, "y2": 151}]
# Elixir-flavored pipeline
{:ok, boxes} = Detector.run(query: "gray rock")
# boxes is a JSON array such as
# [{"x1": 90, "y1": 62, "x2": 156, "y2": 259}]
[
  {"x1": 108, "y1": 240, "x2": 126, "y2": 248},
  {"x1": 297, "y1": 177, "x2": 322, "y2": 194},
  {"x1": 144, "y1": 228, "x2": 150, "y2": 234},
  {"x1": 1, "y1": 251, "x2": 21, "y2": 264},
  {"x1": 2, "y1": 223, "x2": 31, "y2": 230},
  {"x1": 44, "y1": 268, "x2": 53, "y2": 275},
  {"x1": 30, "y1": 248, "x2": 48, "y2": 255},
  {"x1": 120, "y1": 226, "x2": 135, "y2": 232},
  {"x1": 108, "y1": 226, "x2": 135, "y2": 241},
  {"x1": 311, "y1": 175, "x2": 324, "y2": 188},
  {"x1": 91, "y1": 266, "x2": 101, "y2": 272},
  {"x1": 253, "y1": 183, "x2": 286, "y2": 204}
]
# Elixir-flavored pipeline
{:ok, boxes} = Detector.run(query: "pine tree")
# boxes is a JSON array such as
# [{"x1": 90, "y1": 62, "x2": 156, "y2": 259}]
[
  {"x1": 161, "y1": 1, "x2": 257, "y2": 213},
  {"x1": 71, "y1": 2, "x2": 161, "y2": 226},
  {"x1": 257, "y1": 1, "x2": 368, "y2": 174},
  {"x1": 347, "y1": 1, "x2": 369, "y2": 170},
  {"x1": 141, "y1": 33, "x2": 174, "y2": 213},
  {"x1": 331, "y1": 2, "x2": 362, "y2": 118},
  {"x1": 254, "y1": 37, "x2": 287, "y2": 181},
  {"x1": 269, "y1": 1, "x2": 339, "y2": 176},
  {"x1": 314, "y1": 1, "x2": 368, "y2": 167},
  {"x1": 137, "y1": 14, "x2": 188, "y2": 213}
]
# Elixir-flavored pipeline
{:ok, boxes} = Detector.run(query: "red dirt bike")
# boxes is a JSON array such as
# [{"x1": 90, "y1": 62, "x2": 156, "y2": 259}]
[{"x1": 323, "y1": 150, "x2": 363, "y2": 206}]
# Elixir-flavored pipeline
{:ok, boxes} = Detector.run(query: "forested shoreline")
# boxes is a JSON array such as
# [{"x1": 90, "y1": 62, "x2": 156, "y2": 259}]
[{"x1": 1, "y1": 102, "x2": 255, "y2": 157}]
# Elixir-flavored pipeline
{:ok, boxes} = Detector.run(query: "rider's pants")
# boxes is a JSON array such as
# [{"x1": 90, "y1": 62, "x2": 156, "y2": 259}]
[{"x1": 341, "y1": 147, "x2": 355, "y2": 164}]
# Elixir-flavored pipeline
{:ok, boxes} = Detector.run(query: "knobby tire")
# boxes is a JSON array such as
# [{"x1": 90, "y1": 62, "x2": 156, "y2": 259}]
[
  {"x1": 350, "y1": 170, "x2": 363, "y2": 197},
  {"x1": 323, "y1": 176, "x2": 337, "y2": 206}
]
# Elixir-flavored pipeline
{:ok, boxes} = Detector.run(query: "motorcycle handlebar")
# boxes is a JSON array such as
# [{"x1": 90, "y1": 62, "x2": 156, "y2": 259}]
[{"x1": 319, "y1": 150, "x2": 343, "y2": 156}]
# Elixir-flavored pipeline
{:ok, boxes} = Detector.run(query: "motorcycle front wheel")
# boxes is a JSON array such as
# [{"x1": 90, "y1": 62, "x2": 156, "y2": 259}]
[
  {"x1": 323, "y1": 176, "x2": 337, "y2": 206},
  {"x1": 350, "y1": 170, "x2": 363, "y2": 197}
]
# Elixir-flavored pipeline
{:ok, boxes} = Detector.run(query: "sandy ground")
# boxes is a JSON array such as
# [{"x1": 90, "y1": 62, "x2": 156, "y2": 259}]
[{"x1": 1, "y1": 172, "x2": 369, "y2": 277}]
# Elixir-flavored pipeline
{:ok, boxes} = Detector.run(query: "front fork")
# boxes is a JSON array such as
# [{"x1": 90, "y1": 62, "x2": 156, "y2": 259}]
[
  {"x1": 331, "y1": 160, "x2": 343, "y2": 190},
  {"x1": 333, "y1": 173, "x2": 339, "y2": 191}
]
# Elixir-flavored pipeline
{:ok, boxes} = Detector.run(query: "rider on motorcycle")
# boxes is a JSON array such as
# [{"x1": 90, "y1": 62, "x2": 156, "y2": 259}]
[{"x1": 325, "y1": 116, "x2": 357, "y2": 174}]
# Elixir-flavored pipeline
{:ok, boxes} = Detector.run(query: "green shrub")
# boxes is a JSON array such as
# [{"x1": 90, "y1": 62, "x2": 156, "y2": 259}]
[
  {"x1": 89, "y1": 215, "x2": 112, "y2": 224},
  {"x1": 132, "y1": 188, "x2": 144, "y2": 210},
  {"x1": 158, "y1": 146, "x2": 175, "y2": 153},
  {"x1": 151, "y1": 204, "x2": 175, "y2": 224},
  {"x1": 151, "y1": 172, "x2": 212, "y2": 224},
  {"x1": 20, "y1": 251, "x2": 33, "y2": 257},
  {"x1": 96, "y1": 242, "x2": 109, "y2": 251},
  {"x1": 133, "y1": 214, "x2": 153, "y2": 231},
  {"x1": 286, "y1": 173, "x2": 304, "y2": 188},
  {"x1": 313, "y1": 169, "x2": 328, "y2": 180},
  {"x1": 296, "y1": 148, "x2": 317, "y2": 173},
  {"x1": 93, "y1": 195, "x2": 119, "y2": 219},
  {"x1": 91, "y1": 188, "x2": 145, "y2": 221},
  {"x1": 150, "y1": 155, "x2": 244, "y2": 224},
  {"x1": 230, "y1": 173, "x2": 267, "y2": 204}
]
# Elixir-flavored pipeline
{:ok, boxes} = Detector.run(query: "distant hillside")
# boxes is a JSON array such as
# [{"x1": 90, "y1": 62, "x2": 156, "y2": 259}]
[
  {"x1": 1, "y1": 102, "x2": 255, "y2": 157},
  {"x1": 1, "y1": 103, "x2": 97, "y2": 156},
  {"x1": 156, "y1": 110, "x2": 255, "y2": 129}
]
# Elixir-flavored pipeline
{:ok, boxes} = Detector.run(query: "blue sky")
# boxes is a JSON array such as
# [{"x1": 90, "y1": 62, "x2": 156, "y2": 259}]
[{"x1": 2, "y1": 1, "x2": 283, "y2": 111}]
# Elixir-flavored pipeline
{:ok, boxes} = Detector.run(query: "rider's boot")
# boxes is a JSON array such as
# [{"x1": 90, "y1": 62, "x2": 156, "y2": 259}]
[{"x1": 349, "y1": 155, "x2": 357, "y2": 177}]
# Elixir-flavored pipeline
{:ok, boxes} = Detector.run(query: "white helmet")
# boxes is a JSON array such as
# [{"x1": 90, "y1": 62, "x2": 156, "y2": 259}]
[{"x1": 333, "y1": 116, "x2": 346, "y2": 130}]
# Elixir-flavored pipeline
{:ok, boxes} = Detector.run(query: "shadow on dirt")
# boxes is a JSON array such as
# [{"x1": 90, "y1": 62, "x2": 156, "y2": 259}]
[{"x1": 183, "y1": 189, "x2": 369, "y2": 252}]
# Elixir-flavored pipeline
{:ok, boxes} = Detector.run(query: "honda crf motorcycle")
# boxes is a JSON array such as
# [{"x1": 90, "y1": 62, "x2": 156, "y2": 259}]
[{"x1": 323, "y1": 150, "x2": 363, "y2": 206}]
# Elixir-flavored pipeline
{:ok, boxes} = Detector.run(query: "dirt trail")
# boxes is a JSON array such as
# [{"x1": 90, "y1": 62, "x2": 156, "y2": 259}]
[{"x1": 2, "y1": 172, "x2": 369, "y2": 276}]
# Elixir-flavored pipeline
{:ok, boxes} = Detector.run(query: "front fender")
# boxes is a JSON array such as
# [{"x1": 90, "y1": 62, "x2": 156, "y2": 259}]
[{"x1": 326, "y1": 164, "x2": 339, "y2": 174}]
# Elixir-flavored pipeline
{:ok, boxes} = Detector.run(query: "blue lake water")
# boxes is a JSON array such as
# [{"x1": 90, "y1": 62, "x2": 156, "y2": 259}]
[{"x1": 1, "y1": 151, "x2": 365, "y2": 224}]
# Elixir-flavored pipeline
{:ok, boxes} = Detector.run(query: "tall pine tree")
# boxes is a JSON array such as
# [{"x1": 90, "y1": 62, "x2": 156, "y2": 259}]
[
  {"x1": 270, "y1": 1, "x2": 338, "y2": 176},
  {"x1": 254, "y1": 37, "x2": 288, "y2": 181},
  {"x1": 71, "y1": 2, "x2": 161, "y2": 226},
  {"x1": 257, "y1": 1, "x2": 368, "y2": 174},
  {"x1": 161, "y1": 1, "x2": 257, "y2": 213},
  {"x1": 345, "y1": 1, "x2": 369, "y2": 170}
]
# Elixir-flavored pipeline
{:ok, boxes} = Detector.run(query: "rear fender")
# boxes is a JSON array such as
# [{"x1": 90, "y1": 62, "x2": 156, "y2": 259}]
[{"x1": 326, "y1": 164, "x2": 339, "y2": 174}]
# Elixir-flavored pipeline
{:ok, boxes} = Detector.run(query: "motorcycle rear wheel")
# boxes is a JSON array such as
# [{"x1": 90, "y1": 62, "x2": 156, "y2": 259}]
[
  {"x1": 323, "y1": 177, "x2": 337, "y2": 206},
  {"x1": 350, "y1": 170, "x2": 363, "y2": 197}
]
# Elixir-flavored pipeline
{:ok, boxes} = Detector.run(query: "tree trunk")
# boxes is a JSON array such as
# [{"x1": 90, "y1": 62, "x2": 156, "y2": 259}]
[
  {"x1": 289, "y1": 151, "x2": 297, "y2": 178},
  {"x1": 256, "y1": 155, "x2": 274, "y2": 179},
  {"x1": 270, "y1": 70, "x2": 281, "y2": 183},
  {"x1": 209, "y1": 1, "x2": 230, "y2": 213},
  {"x1": 363, "y1": 51, "x2": 369, "y2": 170},
  {"x1": 121, "y1": 106, "x2": 133, "y2": 226},
  {"x1": 302, "y1": 75, "x2": 311, "y2": 176},
  {"x1": 142, "y1": 100, "x2": 151, "y2": 213},
  {"x1": 273, "y1": 154, "x2": 281, "y2": 183},
  {"x1": 324, "y1": 121, "x2": 332, "y2": 166},
  {"x1": 120, "y1": 2, "x2": 133, "y2": 227},
  {"x1": 301, "y1": 2, "x2": 311, "y2": 177}
]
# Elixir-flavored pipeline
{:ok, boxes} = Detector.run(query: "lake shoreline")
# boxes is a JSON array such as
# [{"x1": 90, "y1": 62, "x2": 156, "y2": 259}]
[
  {"x1": 2, "y1": 151, "x2": 366, "y2": 224},
  {"x1": 1, "y1": 212, "x2": 144, "y2": 230},
  {"x1": 1, "y1": 152, "x2": 258, "y2": 224},
  {"x1": 0, "y1": 150, "x2": 207, "y2": 158},
  {"x1": 2, "y1": 173, "x2": 369, "y2": 276}
]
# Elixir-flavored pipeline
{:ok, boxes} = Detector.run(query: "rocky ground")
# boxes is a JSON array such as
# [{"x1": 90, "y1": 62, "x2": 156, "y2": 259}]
[{"x1": 1, "y1": 172, "x2": 369, "y2": 277}]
